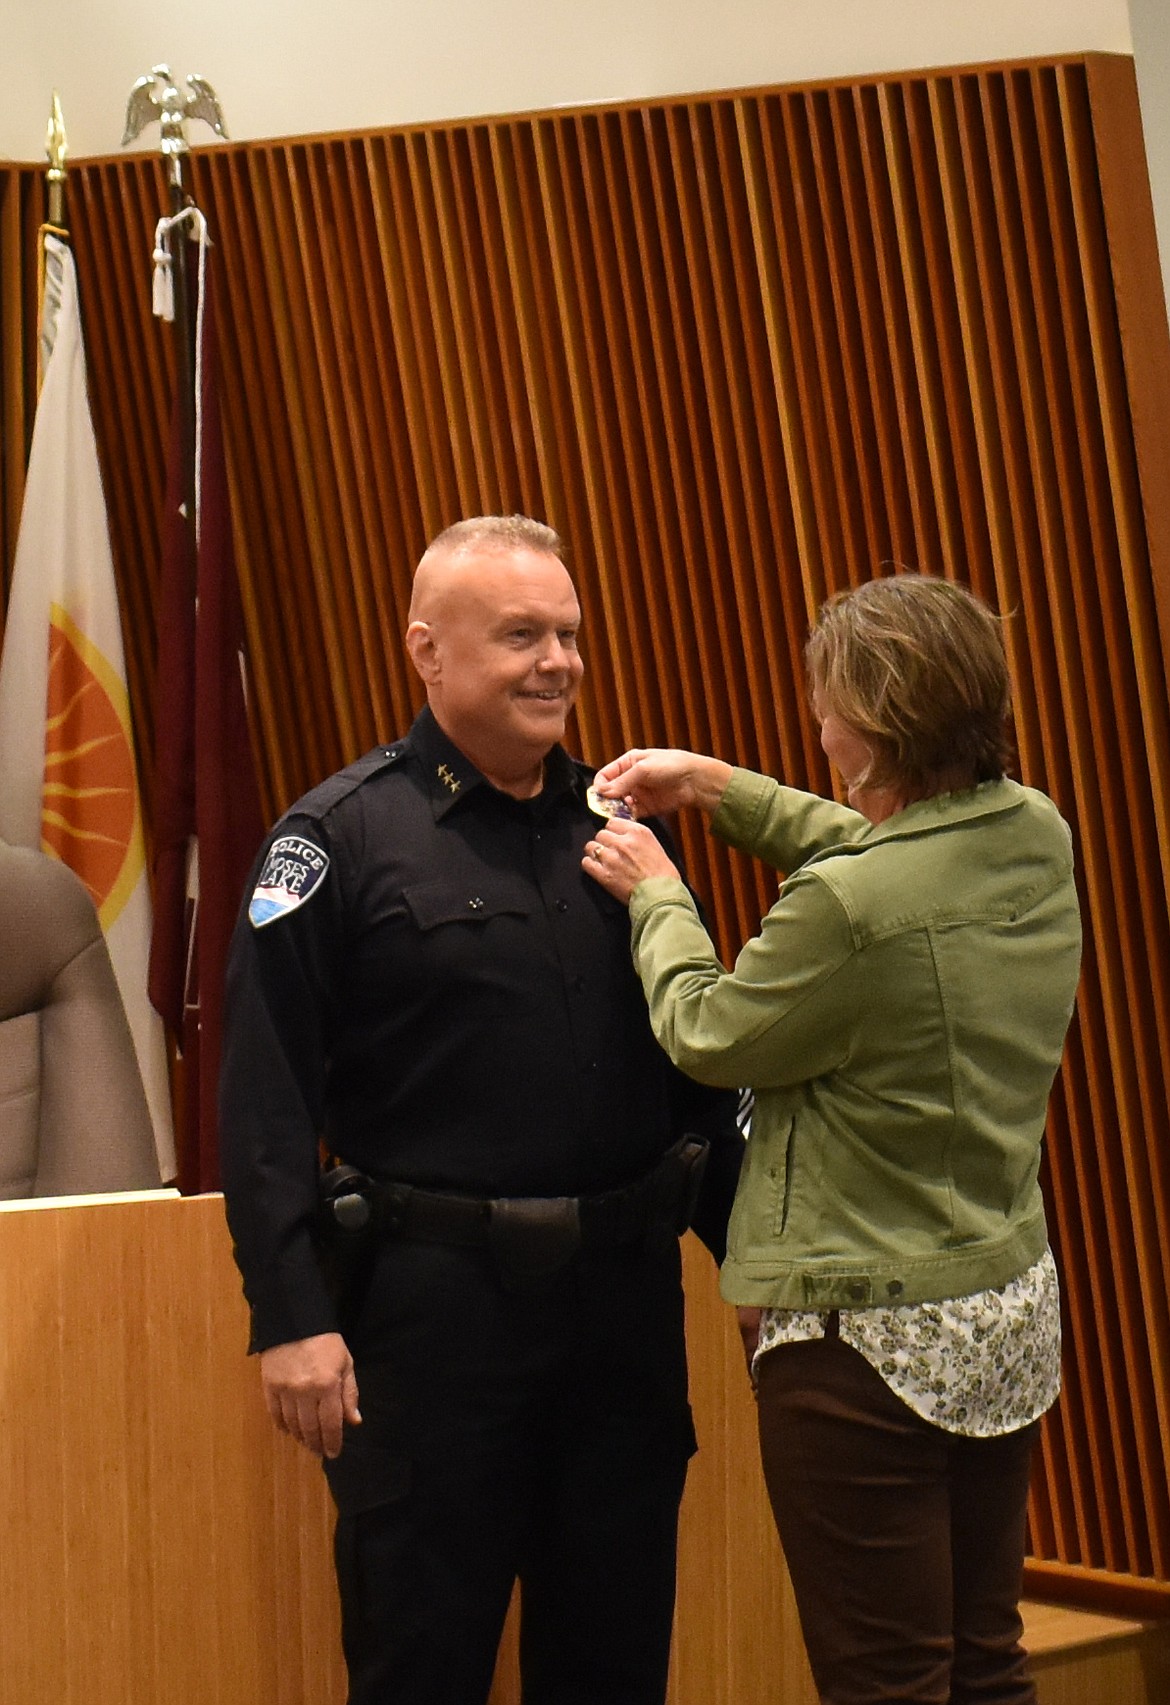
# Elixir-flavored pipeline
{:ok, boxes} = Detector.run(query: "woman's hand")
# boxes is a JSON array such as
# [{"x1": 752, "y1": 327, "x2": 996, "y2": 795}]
[
  {"x1": 582, "y1": 817, "x2": 680, "y2": 904},
  {"x1": 591, "y1": 748, "x2": 733, "y2": 818}
]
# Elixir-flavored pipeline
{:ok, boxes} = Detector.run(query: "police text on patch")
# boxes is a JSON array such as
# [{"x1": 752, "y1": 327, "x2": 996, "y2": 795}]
[{"x1": 249, "y1": 835, "x2": 330, "y2": 928}]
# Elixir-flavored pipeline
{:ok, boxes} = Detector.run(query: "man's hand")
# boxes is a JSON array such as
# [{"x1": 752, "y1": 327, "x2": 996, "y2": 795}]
[
  {"x1": 591, "y1": 749, "x2": 733, "y2": 818},
  {"x1": 259, "y1": 1331, "x2": 361, "y2": 1458},
  {"x1": 582, "y1": 817, "x2": 680, "y2": 904}
]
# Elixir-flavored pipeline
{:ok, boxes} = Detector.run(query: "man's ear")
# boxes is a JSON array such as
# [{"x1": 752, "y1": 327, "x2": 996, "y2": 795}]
[{"x1": 405, "y1": 620, "x2": 440, "y2": 684}]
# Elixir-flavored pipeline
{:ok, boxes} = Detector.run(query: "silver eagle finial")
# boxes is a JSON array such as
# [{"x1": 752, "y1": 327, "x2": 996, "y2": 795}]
[{"x1": 122, "y1": 64, "x2": 228, "y2": 164}]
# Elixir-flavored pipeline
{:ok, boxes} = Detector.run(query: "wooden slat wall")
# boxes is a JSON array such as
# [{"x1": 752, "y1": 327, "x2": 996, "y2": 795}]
[{"x1": 3, "y1": 52, "x2": 1170, "y2": 1615}]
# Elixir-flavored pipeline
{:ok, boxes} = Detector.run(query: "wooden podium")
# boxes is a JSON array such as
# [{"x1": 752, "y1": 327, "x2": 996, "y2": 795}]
[
  {"x1": 0, "y1": 1193, "x2": 345, "y2": 1705},
  {"x1": 0, "y1": 1193, "x2": 808, "y2": 1705}
]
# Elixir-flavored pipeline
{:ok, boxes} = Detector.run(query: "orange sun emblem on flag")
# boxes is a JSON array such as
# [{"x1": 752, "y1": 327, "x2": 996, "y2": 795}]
[{"x1": 41, "y1": 603, "x2": 144, "y2": 930}]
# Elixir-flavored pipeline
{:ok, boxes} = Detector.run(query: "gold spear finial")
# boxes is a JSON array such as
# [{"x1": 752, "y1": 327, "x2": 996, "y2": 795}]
[{"x1": 45, "y1": 91, "x2": 68, "y2": 229}]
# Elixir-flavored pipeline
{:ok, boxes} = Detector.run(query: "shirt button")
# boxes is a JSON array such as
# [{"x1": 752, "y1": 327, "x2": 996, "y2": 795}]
[
  {"x1": 847, "y1": 1281, "x2": 868, "y2": 1302},
  {"x1": 555, "y1": 899, "x2": 569, "y2": 913},
  {"x1": 886, "y1": 1279, "x2": 904, "y2": 1299},
  {"x1": 468, "y1": 897, "x2": 484, "y2": 910},
  {"x1": 573, "y1": 976, "x2": 586, "y2": 992}
]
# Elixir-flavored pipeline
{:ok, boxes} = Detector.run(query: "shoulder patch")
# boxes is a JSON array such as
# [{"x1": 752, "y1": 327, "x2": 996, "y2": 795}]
[{"x1": 249, "y1": 834, "x2": 331, "y2": 928}]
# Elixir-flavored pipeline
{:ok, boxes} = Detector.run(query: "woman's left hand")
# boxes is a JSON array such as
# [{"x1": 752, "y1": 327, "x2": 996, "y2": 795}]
[{"x1": 582, "y1": 817, "x2": 680, "y2": 904}]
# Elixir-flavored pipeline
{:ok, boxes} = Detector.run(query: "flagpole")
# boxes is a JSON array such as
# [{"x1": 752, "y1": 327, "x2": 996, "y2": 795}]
[
  {"x1": 167, "y1": 158, "x2": 198, "y2": 542},
  {"x1": 122, "y1": 68, "x2": 264, "y2": 1191},
  {"x1": 37, "y1": 93, "x2": 72, "y2": 395},
  {"x1": 122, "y1": 67, "x2": 226, "y2": 542},
  {"x1": 45, "y1": 91, "x2": 67, "y2": 231}
]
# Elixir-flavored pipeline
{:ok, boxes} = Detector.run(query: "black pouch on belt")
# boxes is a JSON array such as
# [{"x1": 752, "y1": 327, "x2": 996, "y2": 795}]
[
  {"x1": 675, "y1": 1136, "x2": 710, "y2": 1233},
  {"x1": 488, "y1": 1195, "x2": 581, "y2": 1290},
  {"x1": 643, "y1": 1135, "x2": 711, "y2": 1251},
  {"x1": 316, "y1": 1163, "x2": 380, "y2": 1317}
]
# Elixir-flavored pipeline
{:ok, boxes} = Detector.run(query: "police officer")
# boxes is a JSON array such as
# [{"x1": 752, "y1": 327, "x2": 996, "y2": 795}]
[{"x1": 219, "y1": 516, "x2": 741, "y2": 1705}]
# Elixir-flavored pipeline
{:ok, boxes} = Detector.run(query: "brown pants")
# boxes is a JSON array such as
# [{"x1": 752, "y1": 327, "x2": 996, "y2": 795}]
[{"x1": 756, "y1": 1328, "x2": 1039, "y2": 1705}]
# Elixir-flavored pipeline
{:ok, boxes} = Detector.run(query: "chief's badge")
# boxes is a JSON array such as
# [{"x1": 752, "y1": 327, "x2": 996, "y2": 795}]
[
  {"x1": 248, "y1": 834, "x2": 330, "y2": 928},
  {"x1": 586, "y1": 785, "x2": 633, "y2": 821}
]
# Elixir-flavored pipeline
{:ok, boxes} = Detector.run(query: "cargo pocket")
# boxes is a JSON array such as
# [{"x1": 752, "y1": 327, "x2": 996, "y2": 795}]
[
  {"x1": 324, "y1": 1430, "x2": 414, "y2": 1633},
  {"x1": 323, "y1": 1427, "x2": 411, "y2": 1516}
]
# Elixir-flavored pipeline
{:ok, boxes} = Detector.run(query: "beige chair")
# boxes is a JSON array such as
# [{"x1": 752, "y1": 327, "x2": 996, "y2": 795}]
[{"x1": 0, "y1": 839, "x2": 162, "y2": 1197}]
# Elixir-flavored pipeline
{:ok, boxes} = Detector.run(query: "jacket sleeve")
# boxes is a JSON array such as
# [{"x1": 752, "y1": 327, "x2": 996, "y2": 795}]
[
  {"x1": 713, "y1": 769, "x2": 869, "y2": 871},
  {"x1": 218, "y1": 813, "x2": 346, "y2": 1352},
  {"x1": 628, "y1": 865, "x2": 860, "y2": 1091}
]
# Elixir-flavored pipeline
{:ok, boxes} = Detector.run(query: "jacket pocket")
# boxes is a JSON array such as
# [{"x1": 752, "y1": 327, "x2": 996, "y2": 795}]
[{"x1": 770, "y1": 1116, "x2": 796, "y2": 1236}]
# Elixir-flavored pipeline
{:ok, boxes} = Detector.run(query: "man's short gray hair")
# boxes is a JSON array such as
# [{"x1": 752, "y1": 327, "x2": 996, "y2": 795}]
[{"x1": 422, "y1": 515, "x2": 564, "y2": 564}]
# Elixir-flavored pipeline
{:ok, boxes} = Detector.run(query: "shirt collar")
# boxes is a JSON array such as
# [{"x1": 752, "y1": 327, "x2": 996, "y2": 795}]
[
  {"x1": 864, "y1": 777, "x2": 1027, "y2": 844},
  {"x1": 408, "y1": 705, "x2": 579, "y2": 821}
]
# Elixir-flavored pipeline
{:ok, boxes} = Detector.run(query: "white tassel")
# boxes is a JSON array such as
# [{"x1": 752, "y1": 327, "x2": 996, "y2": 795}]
[{"x1": 152, "y1": 236, "x2": 175, "y2": 320}]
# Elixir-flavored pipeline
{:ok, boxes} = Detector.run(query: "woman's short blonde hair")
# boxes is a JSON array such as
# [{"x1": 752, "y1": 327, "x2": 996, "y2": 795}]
[{"x1": 805, "y1": 574, "x2": 1012, "y2": 791}]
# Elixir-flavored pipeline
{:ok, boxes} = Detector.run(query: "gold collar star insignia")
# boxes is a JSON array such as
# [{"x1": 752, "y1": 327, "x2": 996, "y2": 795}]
[{"x1": 437, "y1": 763, "x2": 461, "y2": 795}]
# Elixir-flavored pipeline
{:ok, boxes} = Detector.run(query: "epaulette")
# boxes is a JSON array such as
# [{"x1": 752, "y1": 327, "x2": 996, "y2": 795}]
[{"x1": 286, "y1": 743, "x2": 408, "y2": 825}]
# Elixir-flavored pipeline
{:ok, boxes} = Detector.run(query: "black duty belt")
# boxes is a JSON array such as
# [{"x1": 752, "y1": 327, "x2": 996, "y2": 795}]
[{"x1": 319, "y1": 1135, "x2": 709, "y2": 1288}]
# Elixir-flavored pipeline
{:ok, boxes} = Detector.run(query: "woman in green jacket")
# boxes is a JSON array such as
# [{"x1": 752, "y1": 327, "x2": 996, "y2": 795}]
[{"x1": 582, "y1": 574, "x2": 1081, "y2": 1705}]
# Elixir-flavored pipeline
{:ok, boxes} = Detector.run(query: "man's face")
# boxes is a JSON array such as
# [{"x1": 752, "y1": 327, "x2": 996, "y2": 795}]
[{"x1": 415, "y1": 548, "x2": 584, "y2": 767}]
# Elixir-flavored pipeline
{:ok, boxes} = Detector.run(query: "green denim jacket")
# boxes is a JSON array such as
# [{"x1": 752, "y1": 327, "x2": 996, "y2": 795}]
[{"x1": 628, "y1": 772, "x2": 1082, "y2": 1309}]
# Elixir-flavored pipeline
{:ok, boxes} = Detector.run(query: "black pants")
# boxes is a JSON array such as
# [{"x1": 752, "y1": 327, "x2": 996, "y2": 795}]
[
  {"x1": 756, "y1": 1333, "x2": 1040, "y2": 1705},
  {"x1": 324, "y1": 1236, "x2": 696, "y2": 1705}
]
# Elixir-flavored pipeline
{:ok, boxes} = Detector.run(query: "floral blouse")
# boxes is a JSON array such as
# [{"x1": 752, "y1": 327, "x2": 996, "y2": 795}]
[{"x1": 753, "y1": 1247, "x2": 1061, "y2": 1438}]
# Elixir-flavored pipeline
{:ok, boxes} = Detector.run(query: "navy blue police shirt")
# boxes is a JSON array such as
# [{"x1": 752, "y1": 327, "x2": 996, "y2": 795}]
[{"x1": 220, "y1": 706, "x2": 742, "y2": 1351}]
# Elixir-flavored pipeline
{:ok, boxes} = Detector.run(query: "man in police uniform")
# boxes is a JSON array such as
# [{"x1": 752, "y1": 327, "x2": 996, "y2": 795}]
[{"x1": 220, "y1": 516, "x2": 741, "y2": 1705}]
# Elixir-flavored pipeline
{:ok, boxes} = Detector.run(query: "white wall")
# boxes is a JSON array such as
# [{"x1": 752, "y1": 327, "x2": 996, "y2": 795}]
[
  {"x1": 1128, "y1": 0, "x2": 1170, "y2": 312},
  {"x1": 2, "y1": 0, "x2": 1132, "y2": 162}
]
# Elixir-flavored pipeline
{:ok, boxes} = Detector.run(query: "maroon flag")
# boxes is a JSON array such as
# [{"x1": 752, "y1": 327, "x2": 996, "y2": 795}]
[{"x1": 149, "y1": 259, "x2": 264, "y2": 1193}]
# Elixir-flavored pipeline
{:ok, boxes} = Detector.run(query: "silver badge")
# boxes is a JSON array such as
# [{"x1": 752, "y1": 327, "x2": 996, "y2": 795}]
[{"x1": 586, "y1": 786, "x2": 634, "y2": 821}]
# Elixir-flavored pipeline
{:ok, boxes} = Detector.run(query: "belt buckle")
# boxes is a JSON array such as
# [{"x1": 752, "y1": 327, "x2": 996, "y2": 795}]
[{"x1": 488, "y1": 1196, "x2": 581, "y2": 1288}]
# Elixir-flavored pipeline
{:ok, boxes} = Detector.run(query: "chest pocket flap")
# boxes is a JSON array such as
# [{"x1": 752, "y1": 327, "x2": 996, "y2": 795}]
[{"x1": 403, "y1": 878, "x2": 533, "y2": 931}]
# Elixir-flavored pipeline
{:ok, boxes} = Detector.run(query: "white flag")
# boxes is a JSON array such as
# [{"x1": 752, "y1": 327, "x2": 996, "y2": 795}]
[{"x1": 0, "y1": 234, "x2": 175, "y2": 1180}]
